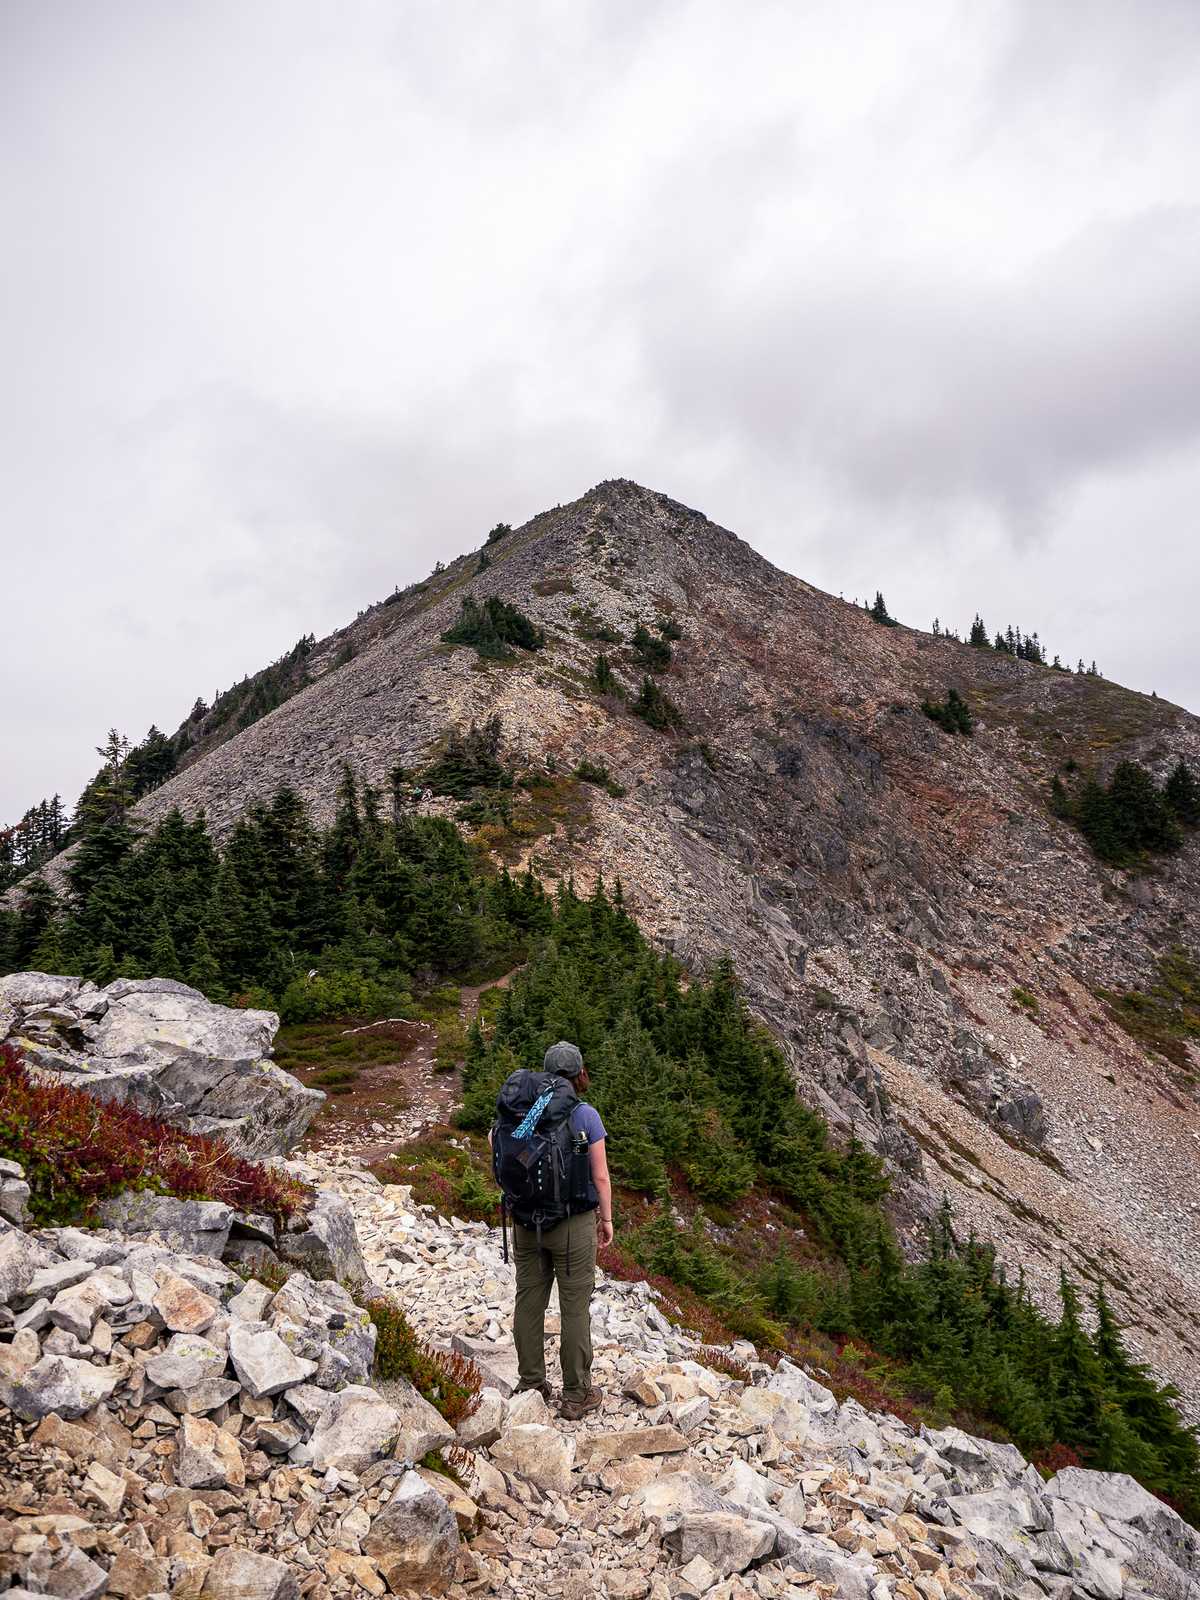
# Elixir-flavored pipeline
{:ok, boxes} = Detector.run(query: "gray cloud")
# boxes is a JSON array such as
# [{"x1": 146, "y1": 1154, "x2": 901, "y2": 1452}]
[{"x1": 3, "y1": 0, "x2": 1200, "y2": 820}]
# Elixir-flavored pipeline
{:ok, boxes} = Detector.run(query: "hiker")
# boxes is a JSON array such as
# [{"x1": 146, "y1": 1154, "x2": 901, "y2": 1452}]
[{"x1": 490, "y1": 1040, "x2": 613, "y2": 1420}]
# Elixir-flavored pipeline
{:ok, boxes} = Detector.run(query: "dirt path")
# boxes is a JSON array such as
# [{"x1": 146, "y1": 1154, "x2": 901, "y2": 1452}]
[{"x1": 296, "y1": 970, "x2": 517, "y2": 1163}]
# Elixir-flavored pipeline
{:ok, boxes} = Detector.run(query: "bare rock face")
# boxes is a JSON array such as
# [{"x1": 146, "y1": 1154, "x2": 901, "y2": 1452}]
[
  {"x1": 0, "y1": 975, "x2": 322, "y2": 1157},
  {"x1": 97, "y1": 1194, "x2": 234, "y2": 1258}
]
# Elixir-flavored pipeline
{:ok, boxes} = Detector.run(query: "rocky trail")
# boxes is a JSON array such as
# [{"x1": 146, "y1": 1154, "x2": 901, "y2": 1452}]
[
  {"x1": 2, "y1": 975, "x2": 1200, "y2": 1600},
  {"x1": 1, "y1": 1140, "x2": 1198, "y2": 1600},
  {"x1": 296, "y1": 976, "x2": 515, "y2": 1164}
]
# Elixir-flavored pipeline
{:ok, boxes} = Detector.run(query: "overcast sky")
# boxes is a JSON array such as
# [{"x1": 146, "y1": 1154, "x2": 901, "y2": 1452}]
[{"x1": 4, "y1": 0, "x2": 1200, "y2": 820}]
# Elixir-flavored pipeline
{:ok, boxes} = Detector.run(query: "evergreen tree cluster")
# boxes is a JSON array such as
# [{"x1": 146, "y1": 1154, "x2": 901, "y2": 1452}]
[
  {"x1": 441, "y1": 594, "x2": 545, "y2": 659},
  {"x1": 633, "y1": 675, "x2": 684, "y2": 730},
  {"x1": 3, "y1": 634, "x2": 321, "y2": 893},
  {"x1": 3, "y1": 725, "x2": 189, "y2": 894},
  {"x1": 960, "y1": 615, "x2": 1097, "y2": 673},
  {"x1": 422, "y1": 718, "x2": 513, "y2": 800},
  {"x1": 0, "y1": 773, "x2": 535, "y2": 1018},
  {"x1": 457, "y1": 895, "x2": 1200, "y2": 1508},
  {"x1": 991, "y1": 623, "x2": 1046, "y2": 663},
  {"x1": 203, "y1": 635, "x2": 316, "y2": 738},
  {"x1": 631, "y1": 624, "x2": 673, "y2": 672},
  {"x1": 0, "y1": 796, "x2": 69, "y2": 893},
  {"x1": 1053, "y1": 758, "x2": 1198, "y2": 865},
  {"x1": 868, "y1": 592, "x2": 897, "y2": 626},
  {"x1": 921, "y1": 689, "x2": 974, "y2": 737}
]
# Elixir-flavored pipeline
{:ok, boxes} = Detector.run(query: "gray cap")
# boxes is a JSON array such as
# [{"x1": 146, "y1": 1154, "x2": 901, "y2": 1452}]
[{"x1": 543, "y1": 1040, "x2": 584, "y2": 1078}]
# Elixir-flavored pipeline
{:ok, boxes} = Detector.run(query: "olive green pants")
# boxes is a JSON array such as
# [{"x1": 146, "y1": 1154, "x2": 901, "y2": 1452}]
[{"x1": 512, "y1": 1210, "x2": 597, "y2": 1401}]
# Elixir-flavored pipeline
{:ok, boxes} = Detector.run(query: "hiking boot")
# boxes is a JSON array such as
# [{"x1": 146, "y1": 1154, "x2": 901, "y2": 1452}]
[
  {"x1": 515, "y1": 1381, "x2": 554, "y2": 1403},
  {"x1": 559, "y1": 1387, "x2": 603, "y2": 1421}
]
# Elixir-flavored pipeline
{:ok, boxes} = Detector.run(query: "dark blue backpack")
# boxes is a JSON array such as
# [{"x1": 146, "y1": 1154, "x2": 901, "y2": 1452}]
[{"x1": 492, "y1": 1068, "x2": 596, "y2": 1250}]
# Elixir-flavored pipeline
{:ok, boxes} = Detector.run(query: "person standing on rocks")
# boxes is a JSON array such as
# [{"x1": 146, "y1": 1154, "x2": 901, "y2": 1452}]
[{"x1": 491, "y1": 1040, "x2": 613, "y2": 1420}]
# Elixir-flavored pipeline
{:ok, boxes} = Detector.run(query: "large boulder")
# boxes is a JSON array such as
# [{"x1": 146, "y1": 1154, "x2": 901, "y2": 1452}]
[
  {"x1": 376, "y1": 1374, "x2": 456, "y2": 1462},
  {"x1": 766, "y1": 1357, "x2": 838, "y2": 1416},
  {"x1": 1047, "y1": 1467, "x2": 1200, "y2": 1575},
  {"x1": 0, "y1": 1225, "x2": 52, "y2": 1302},
  {"x1": 307, "y1": 1385, "x2": 403, "y2": 1471},
  {"x1": 7, "y1": 1354, "x2": 122, "y2": 1420},
  {"x1": 97, "y1": 1194, "x2": 234, "y2": 1258},
  {"x1": 200, "y1": 1549, "x2": 298, "y2": 1600},
  {"x1": 663, "y1": 1512, "x2": 776, "y2": 1576},
  {"x1": 0, "y1": 1160, "x2": 31, "y2": 1228},
  {"x1": 277, "y1": 1191, "x2": 366, "y2": 1285},
  {"x1": 0, "y1": 974, "x2": 322, "y2": 1157},
  {"x1": 362, "y1": 1470, "x2": 460, "y2": 1595},
  {"x1": 490, "y1": 1423, "x2": 576, "y2": 1495},
  {"x1": 175, "y1": 1413, "x2": 246, "y2": 1490},
  {"x1": 228, "y1": 1321, "x2": 318, "y2": 1398},
  {"x1": 0, "y1": 973, "x2": 87, "y2": 1010}
]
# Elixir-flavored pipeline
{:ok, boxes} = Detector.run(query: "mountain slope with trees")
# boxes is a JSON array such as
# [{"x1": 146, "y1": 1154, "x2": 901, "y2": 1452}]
[{"x1": 6, "y1": 477, "x2": 1200, "y2": 1425}]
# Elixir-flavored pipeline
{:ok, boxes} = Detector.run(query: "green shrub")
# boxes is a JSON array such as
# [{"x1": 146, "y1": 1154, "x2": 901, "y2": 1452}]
[
  {"x1": 453, "y1": 1161, "x2": 496, "y2": 1219},
  {"x1": 633, "y1": 676, "x2": 683, "y2": 731},
  {"x1": 279, "y1": 971, "x2": 406, "y2": 1025},
  {"x1": 575, "y1": 758, "x2": 610, "y2": 785},
  {"x1": 572, "y1": 758, "x2": 626, "y2": 798},
  {"x1": 363, "y1": 1294, "x2": 481, "y2": 1425},
  {"x1": 1098, "y1": 948, "x2": 1200, "y2": 1068},
  {"x1": 312, "y1": 1065, "x2": 359, "y2": 1092},
  {"x1": 632, "y1": 625, "x2": 672, "y2": 671},
  {"x1": 441, "y1": 594, "x2": 544, "y2": 659},
  {"x1": 922, "y1": 689, "x2": 974, "y2": 736}
]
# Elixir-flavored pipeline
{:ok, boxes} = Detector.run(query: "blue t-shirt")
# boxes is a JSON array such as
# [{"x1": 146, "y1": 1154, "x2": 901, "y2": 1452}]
[{"x1": 571, "y1": 1103, "x2": 606, "y2": 1144}]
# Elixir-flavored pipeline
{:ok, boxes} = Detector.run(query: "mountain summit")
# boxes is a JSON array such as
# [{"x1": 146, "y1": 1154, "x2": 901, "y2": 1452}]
[{"x1": 18, "y1": 479, "x2": 1200, "y2": 1410}]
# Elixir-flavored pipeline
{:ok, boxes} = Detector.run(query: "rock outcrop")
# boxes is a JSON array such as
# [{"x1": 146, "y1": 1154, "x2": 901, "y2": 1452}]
[{"x1": 0, "y1": 974, "x2": 322, "y2": 1157}]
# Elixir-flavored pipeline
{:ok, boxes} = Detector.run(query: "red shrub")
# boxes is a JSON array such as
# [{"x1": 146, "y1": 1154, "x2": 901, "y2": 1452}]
[
  {"x1": 1033, "y1": 1441, "x2": 1085, "y2": 1477},
  {"x1": 0, "y1": 1043, "x2": 310, "y2": 1226},
  {"x1": 696, "y1": 1346, "x2": 752, "y2": 1383}
]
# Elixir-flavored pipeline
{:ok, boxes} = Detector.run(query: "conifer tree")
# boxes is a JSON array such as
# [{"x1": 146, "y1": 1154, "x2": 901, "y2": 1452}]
[
  {"x1": 1049, "y1": 1272, "x2": 1106, "y2": 1448},
  {"x1": 89, "y1": 943, "x2": 118, "y2": 987},
  {"x1": 869, "y1": 592, "x2": 895, "y2": 626},
  {"x1": 186, "y1": 927, "x2": 224, "y2": 999},
  {"x1": 148, "y1": 916, "x2": 181, "y2": 982},
  {"x1": 593, "y1": 653, "x2": 619, "y2": 696},
  {"x1": 969, "y1": 615, "x2": 989, "y2": 647},
  {"x1": 633, "y1": 676, "x2": 682, "y2": 731},
  {"x1": 1165, "y1": 759, "x2": 1200, "y2": 826}
]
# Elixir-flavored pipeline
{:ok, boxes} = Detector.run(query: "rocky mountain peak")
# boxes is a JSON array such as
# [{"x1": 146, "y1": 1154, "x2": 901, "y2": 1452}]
[{"x1": 12, "y1": 481, "x2": 1200, "y2": 1421}]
